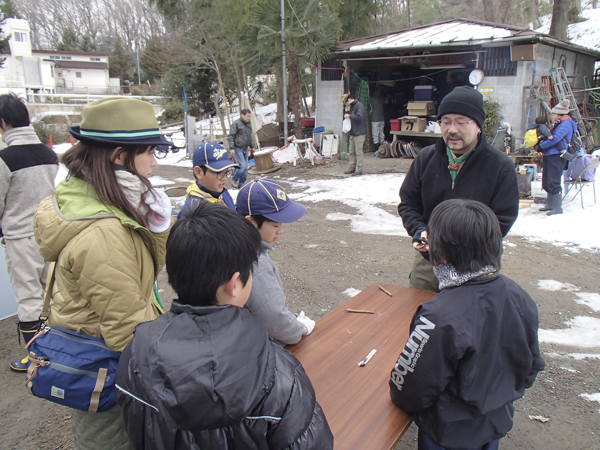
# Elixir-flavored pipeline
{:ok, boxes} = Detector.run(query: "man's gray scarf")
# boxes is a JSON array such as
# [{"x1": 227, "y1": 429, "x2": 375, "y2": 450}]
[{"x1": 2, "y1": 125, "x2": 42, "y2": 146}]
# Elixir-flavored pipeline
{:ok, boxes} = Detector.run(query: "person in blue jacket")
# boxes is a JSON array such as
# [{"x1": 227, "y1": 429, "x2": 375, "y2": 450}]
[
  {"x1": 538, "y1": 99, "x2": 578, "y2": 215},
  {"x1": 178, "y1": 142, "x2": 238, "y2": 219}
]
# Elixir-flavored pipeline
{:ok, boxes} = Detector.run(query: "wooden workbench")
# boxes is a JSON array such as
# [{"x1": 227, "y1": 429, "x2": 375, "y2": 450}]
[{"x1": 288, "y1": 283, "x2": 436, "y2": 449}]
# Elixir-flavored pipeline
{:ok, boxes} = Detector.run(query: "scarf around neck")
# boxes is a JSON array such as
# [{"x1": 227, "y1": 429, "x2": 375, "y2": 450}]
[
  {"x1": 2, "y1": 125, "x2": 42, "y2": 146},
  {"x1": 114, "y1": 168, "x2": 149, "y2": 217},
  {"x1": 433, "y1": 262, "x2": 497, "y2": 290},
  {"x1": 446, "y1": 145, "x2": 476, "y2": 183}
]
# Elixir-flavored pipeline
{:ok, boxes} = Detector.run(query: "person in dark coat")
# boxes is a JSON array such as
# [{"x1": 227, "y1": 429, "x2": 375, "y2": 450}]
[
  {"x1": 116, "y1": 202, "x2": 333, "y2": 450},
  {"x1": 390, "y1": 199, "x2": 544, "y2": 450},
  {"x1": 398, "y1": 86, "x2": 519, "y2": 293},
  {"x1": 227, "y1": 108, "x2": 256, "y2": 188},
  {"x1": 343, "y1": 94, "x2": 367, "y2": 176},
  {"x1": 537, "y1": 99, "x2": 578, "y2": 216}
]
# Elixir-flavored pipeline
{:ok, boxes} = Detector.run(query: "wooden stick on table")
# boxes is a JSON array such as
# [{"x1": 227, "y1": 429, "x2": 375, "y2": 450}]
[{"x1": 345, "y1": 308, "x2": 375, "y2": 314}]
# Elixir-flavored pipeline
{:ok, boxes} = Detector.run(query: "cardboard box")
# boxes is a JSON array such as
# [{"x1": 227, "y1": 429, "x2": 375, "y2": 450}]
[
  {"x1": 407, "y1": 101, "x2": 436, "y2": 117},
  {"x1": 401, "y1": 116, "x2": 427, "y2": 132}
]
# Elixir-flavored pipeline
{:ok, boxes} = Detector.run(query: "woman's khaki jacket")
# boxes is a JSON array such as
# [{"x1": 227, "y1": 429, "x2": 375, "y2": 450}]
[{"x1": 34, "y1": 177, "x2": 170, "y2": 352}]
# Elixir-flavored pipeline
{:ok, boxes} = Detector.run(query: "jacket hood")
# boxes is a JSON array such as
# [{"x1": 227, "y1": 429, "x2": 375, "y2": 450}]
[
  {"x1": 131, "y1": 303, "x2": 274, "y2": 430},
  {"x1": 34, "y1": 176, "x2": 143, "y2": 262}
]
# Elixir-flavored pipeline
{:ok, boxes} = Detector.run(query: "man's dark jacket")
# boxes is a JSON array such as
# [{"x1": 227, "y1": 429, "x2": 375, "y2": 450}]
[
  {"x1": 398, "y1": 134, "x2": 519, "y2": 238},
  {"x1": 227, "y1": 117, "x2": 254, "y2": 149},
  {"x1": 116, "y1": 302, "x2": 333, "y2": 450},
  {"x1": 348, "y1": 100, "x2": 367, "y2": 136},
  {"x1": 389, "y1": 274, "x2": 545, "y2": 448}
]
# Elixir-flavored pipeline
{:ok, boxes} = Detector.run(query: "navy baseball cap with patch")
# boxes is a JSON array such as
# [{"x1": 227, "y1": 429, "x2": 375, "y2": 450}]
[
  {"x1": 236, "y1": 178, "x2": 307, "y2": 223},
  {"x1": 193, "y1": 142, "x2": 239, "y2": 172}
]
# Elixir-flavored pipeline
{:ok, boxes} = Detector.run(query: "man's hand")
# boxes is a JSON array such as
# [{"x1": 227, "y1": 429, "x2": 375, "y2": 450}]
[
  {"x1": 344, "y1": 113, "x2": 350, "y2": 119},
  {"x1": 413, "y1": 231, "x2": 429, "y2": 252}
]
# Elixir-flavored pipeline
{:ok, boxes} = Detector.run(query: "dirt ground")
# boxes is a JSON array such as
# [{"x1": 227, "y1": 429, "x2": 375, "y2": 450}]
[{"x1": 1, "y1": 153, "x2": 599, "y2": 449}]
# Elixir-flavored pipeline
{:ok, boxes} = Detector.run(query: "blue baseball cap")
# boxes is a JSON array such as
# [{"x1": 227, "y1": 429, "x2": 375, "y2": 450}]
[
  {"x1": 193, "y1": 142, "x2": 239, "y2": 172},
  {"x1": 236, "y1": 178, "x2": 307, "y2": 223}
]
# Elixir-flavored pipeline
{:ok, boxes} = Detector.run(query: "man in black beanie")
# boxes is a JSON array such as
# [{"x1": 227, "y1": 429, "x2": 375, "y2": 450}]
[{"x1": 397, "y1": 86, "x2": 519, "y2": 293}]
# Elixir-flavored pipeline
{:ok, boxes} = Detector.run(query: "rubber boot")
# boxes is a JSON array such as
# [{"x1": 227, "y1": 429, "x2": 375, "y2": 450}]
[
  {"x1": 539, "y1": 194, "x2": 554, "y2": 211},
  {"x1": 9, "y1": 320, "x2": 40, "y2": 372},
  {"x1": 546, "y1": 193, "x2": 563, "y2": 216}
]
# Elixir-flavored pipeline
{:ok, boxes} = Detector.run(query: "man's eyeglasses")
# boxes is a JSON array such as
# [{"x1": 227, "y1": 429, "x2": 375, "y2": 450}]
[
  {"x1": 210, "y1": 168, "x2": 234, "y2": 180},
  {"x1": 438, "y1": 118, "x2": 474, "y2": 128}
]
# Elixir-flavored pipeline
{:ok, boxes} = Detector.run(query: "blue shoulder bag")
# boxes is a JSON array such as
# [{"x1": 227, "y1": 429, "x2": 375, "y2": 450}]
[{"x1": 25, "y1": 263, "x2": 121, "y2": 413}]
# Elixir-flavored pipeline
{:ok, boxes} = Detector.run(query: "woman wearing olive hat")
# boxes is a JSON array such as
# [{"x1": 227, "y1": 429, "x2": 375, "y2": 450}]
[{"x1": 33, "y1": 97, "x2": 173, "y2": 449}]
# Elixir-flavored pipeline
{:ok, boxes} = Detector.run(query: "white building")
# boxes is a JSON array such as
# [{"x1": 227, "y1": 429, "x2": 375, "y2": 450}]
[
  {"x1": 0, "y1": 18, "x2": 114, "y2": 96},
  {"x1": 33, "y1": 50, "x2": 111, "y2": 95}
]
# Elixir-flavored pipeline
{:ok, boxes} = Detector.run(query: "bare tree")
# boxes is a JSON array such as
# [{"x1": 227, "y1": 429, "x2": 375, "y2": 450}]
[
  {"x1": 549, "y1": 0, "x2": 570, "y2": 41},
  {"x1": 482, "y1": 0, "x2": 495, "y2": 22},
  {"x1": 530, "y1": 0, "x2": 540, "y2": 29}
]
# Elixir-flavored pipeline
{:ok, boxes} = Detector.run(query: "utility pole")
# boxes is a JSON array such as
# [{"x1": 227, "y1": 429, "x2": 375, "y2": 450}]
[
  {"x1": 136, "y1": 49, "x2": 141, "y2": 86},
  {"x1": 281, "y1": 0, "x2": 288, "y2": 140}
]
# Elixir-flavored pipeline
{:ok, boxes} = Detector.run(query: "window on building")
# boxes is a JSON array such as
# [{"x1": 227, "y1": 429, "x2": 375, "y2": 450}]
[
  {"x1": 76, "y1": 72, "x2": 82, "y2": 78},
  {"x1": 49, "y1": 55, "x2": 60, "y2": 60},
  {"x1": 90, "y1": 57, "x2": 101, "y2": 62},
  {"x1": 61, "y1": 56, "x2": 72, "y2": 60},
  {"x1": 14, "y1": 32, "x2": 28, "y2": 42}
]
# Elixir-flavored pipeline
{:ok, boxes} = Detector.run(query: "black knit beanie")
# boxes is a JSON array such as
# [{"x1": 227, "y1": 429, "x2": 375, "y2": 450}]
[{"x1": 437, "y1": 86, "x2": 485, "y2": 129}]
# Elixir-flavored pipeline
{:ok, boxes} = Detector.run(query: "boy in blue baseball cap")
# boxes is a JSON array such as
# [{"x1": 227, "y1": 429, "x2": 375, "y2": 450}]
[
  {"x1": 178, "y1": 142, "x2": 239, "y2": 219},
  {"x1": 236, "y1": 178, "x2": 316, "y2": 345}
]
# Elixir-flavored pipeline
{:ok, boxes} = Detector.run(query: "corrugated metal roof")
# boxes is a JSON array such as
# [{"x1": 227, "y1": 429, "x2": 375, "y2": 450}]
[
  {"x1": 338, "y1": 19, "x2": 600, "y2": 58},
  {"x1": 51, "y1": 60, "x2": 108, "y2": 70}
]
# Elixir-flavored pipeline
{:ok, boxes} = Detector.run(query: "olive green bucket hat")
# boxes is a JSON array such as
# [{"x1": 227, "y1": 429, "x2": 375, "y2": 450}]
[{"x1": 69, "y1": 97, "x2": 170, "y2": 147}]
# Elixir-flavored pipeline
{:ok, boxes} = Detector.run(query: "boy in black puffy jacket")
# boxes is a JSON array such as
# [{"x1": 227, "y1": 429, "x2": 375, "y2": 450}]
[
  {"x1": 116, "y1": 202, "x2": 333, "y2": 449},
  {"x1": 389, "y1": 199, "x2": 544, "y2": 450}
]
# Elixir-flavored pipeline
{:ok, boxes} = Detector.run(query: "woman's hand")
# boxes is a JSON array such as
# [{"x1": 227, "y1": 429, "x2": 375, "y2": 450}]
[{"x1": 143, "y1": 189, "x2": 172, "y2": 233}]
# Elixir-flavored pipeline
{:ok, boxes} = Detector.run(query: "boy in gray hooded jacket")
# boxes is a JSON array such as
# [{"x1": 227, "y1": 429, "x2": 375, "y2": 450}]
[{"x1": 236, "y1": 178, "x2": 315, "y2": 345}]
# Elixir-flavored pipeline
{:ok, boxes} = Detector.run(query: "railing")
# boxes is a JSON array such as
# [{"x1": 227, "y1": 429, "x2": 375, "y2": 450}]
[{"x1": 25, "y1": 92, "x2": 168, "y2": 105}]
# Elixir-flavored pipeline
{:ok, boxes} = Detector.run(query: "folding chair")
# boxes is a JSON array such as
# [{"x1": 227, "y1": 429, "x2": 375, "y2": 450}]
[{"x1": 563, "y1": 160, "x2": 599, "y2": 208}]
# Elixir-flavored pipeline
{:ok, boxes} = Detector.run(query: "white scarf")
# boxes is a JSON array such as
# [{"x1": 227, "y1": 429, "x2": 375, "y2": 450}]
[
  {"x1": 115, "y1": 169, "x2": 149, "y2": 217},
  {"x1": 2, "y1": 125, "x2": 42, "y2": 146}
]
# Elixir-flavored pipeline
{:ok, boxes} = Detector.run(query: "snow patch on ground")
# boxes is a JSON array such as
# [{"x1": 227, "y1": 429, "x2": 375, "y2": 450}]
[
  {"x1": 342, "y1": 288, "x2": 361, "y2": 298},
  {"x1": 538, "y1": 280, "x2": 580, "y2": 292},
  {"x1": 538, "y1": 316, "x2": 600, "y2": 348}
]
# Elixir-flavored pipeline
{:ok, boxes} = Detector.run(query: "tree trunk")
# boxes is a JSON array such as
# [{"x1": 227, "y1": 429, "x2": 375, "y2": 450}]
[
  {"x1": 212, "y1": 94, "x2": 227, "y2": 141},
  {"x1": 482, "y1": 0, "x2": 495, "y2": 22},
  {"x1": 287, "y1": 48, "x2": 302, "y2": 138},
  {"x1": 213, "y1": 60, "x2": 231, "y2": 129},
  {"x1": 530, "y1": 0, "x2": 540, "y2": 29},
  {"x1": 275, "y1": 61, "x2": 284, "y2": 123},
  {"x1": 549, "y1": 0, "x2": 570, "y2": 41},
  {"x1": 232, "y1": 51, "x2": 244, "y2": 112}
]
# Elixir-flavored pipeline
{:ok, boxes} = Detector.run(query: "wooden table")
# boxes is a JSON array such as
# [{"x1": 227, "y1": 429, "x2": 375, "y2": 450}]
[{"x1": 288, "y1": 283, "x2": 436, "y2": 450}]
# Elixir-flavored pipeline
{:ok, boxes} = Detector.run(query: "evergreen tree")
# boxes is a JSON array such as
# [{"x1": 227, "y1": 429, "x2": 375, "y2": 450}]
[
  {"x1": 109, "y1": 35, "x2": 133, "y2": 82},
  {"x1": 57, "y1": 27, "x2": 80, "y2": 51},
  {"x1": 79, "y1": 33, "x2": 97, "y2": 52},
  {"x1": 0, "y1": 22, "x2": 9, "y2": 68},
  {"x1": 0, "y1": 0, "x2": 21, "y2": 19},
  {"x1": 337, "y1": 0, "x2": 381, "y2": 39},
  {"x1": 140, "y1": 36, "x2": 171, "y2": 82}
]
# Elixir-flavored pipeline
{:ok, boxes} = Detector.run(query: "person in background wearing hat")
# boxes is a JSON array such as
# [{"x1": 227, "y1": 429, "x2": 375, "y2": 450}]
[
  {"x1": 177, "y1": 142, "x2": 239, "y2": 219},
  {"x1": 115, "y1": 203, "x2": 333, "y2": 449},
  {"x1": 344, "y1": 93, "x2": 367, "y2": 176},
  {"x1": 33, "y1": 97, "x2": 173, "y2": 449},
  {"x1": 227, "y1": 108, "x2": 256, "y2": 189},
  {"x1": 0, "y1": 93, "x2": 58, "y2": 372},
  {"x1": 398, "y1": 86, "x2": 519, "y2": 293},
  {"x1": 236, "y1": 178, "x2": 316, "y2": 346},
  {"x1": 537, "y1": 99, "x2": 578, "y2": 216}
]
